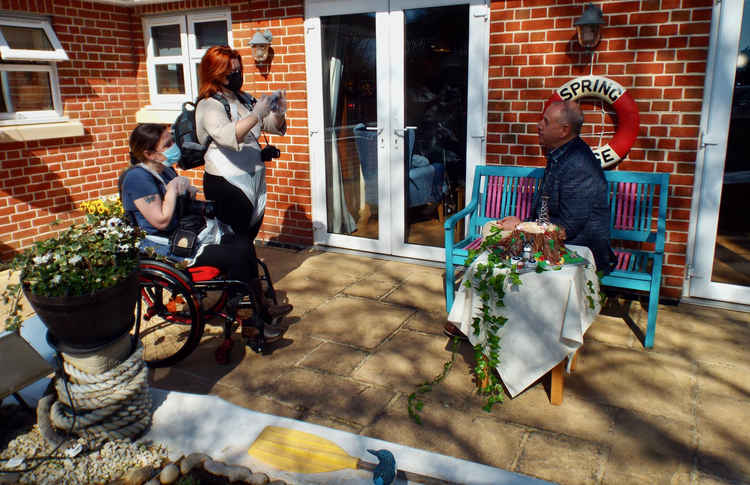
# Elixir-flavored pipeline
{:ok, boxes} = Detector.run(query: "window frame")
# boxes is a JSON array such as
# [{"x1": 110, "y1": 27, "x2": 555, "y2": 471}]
[
  {"x1": 143, "y1": 10, "x2": 232, "y2": 109},
  {"x1": 0, "y1": 17, "x2": 69, "y2": 62},
  {"x1": 0, "y1": 64, "x2": 64, "y2": 123},
  {"x1": 0, "y1": 16, "x2": 68, "y2": 126}
]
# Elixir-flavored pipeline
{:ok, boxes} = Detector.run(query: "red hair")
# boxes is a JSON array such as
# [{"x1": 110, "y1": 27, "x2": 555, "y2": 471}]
[{"x1": 199, "y1": 45, "x2": 243, "y2": 99}]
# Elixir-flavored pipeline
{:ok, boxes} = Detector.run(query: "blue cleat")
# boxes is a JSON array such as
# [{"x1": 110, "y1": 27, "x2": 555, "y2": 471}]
[{"x1": 367, "y1": 449, "x2": 396, "y2": 485}]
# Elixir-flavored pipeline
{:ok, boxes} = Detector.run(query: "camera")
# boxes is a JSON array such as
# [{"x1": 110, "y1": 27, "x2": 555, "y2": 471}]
[{"x1": 261, "y1": 144, "x2": 281, "y2": 162}]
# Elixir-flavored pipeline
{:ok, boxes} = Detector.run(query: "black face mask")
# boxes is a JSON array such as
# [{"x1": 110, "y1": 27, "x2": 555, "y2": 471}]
[{"x1": 225, "y1": 71, "x2": 243, "y2": 92}]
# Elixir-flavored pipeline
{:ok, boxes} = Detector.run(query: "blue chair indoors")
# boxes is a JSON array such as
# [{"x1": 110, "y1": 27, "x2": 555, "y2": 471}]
[{"x1": 353, "y1": 124, "x2": 445, "y2": 219}]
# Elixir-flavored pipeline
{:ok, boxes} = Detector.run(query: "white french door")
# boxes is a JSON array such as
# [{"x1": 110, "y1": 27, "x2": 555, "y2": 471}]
[
  {"x1": 687, "y1": 0, "x2": 750, "y2": 303},
  {"x1": 305, "y1": 0, "x2": 489, "y2": 261}
]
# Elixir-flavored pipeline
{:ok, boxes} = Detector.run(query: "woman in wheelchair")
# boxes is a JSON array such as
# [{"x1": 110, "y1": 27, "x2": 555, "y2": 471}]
[{"x1": 121, "y1": 124, "x2": 292, "y2": 354}]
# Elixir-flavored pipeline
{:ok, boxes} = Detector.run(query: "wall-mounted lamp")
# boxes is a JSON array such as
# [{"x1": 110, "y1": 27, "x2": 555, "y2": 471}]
[
  {"x1": 574, "y1": 3, "x2": 604, "y2": 50},
  {"x1": 250, "y1": 29, "x2": 272, "y2": 63}
]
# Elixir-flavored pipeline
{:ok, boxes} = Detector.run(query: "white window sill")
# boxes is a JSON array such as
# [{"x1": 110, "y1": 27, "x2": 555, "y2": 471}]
[
  {"x1": 0, "y1": 120, "x2": 84, "y2": 142},
  {"x1": 135, "y1": 107, "x2": 180, "y2": 125}
]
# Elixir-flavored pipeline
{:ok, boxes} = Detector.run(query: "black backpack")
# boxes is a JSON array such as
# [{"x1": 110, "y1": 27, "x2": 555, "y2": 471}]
[{"x1": 172, "y1": 91, "x2": 256, "y2": 170}]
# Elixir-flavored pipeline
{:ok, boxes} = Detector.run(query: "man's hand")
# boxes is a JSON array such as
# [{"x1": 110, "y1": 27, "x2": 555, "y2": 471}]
[{"x1": 498, "y1": 216, "x2": 521, "y2": 230}]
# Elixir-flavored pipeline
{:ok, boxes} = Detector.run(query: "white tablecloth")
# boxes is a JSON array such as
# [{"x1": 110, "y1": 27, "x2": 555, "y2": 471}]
[{"x1": 447, "y1": 245, "x2": 601, "y2": 397}]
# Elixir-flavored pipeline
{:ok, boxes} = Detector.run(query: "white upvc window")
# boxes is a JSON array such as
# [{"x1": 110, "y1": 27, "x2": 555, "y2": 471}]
[
  {"x1": 0, "y1": 16, "x2": 68, "y2": 125},
  {"x1": 143, "y1": 10, "x2": 232, "y2": 109}
]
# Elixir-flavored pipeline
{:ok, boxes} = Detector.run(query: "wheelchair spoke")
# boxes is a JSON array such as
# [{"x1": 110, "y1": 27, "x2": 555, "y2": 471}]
[{"x1": 135, "y1": 274, "x2": 203, "y2": 368}]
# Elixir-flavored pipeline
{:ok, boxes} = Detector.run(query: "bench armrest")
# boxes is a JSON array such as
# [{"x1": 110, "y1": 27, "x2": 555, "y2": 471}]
[{"x1": 444, "y1": 198, "x2": 478, "y2": 231}]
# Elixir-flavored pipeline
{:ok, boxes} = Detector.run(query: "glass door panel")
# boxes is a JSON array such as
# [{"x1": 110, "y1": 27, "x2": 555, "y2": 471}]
[
  {"x1": 307, "y1": 0, "x2": 487, "y2": 261},
  {"x1": 689, "y1": 0, "x2": 750, "y2": 303},
  {"x1": 711, "y1": 3, "x2": 750, "y2": 286},
  {"x1": 402, "y1": 4, "x2": 468, "y2": 247},
  {"x1": 320, "y1": 13, "x2": 378, "y2": 239}
]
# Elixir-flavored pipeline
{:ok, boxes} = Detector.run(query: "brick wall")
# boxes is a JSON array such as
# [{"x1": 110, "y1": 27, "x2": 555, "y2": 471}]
[
  {"x1": 131, "y1": 0, "x2": 310, "y2": 247},
  {"x1": 1, "y1": 0, "x2": 713, "y2": 301},
  {"x1": 486, "y1": 0, "x2": 712, "y2": 300},
  {"x1": 0, "y1": 0, "x2": 137, "y2": 261}
]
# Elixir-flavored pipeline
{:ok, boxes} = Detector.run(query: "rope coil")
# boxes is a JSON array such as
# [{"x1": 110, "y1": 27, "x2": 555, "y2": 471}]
[{"x1": 38, "y1": 339, "x2": 152, "y2": 447}]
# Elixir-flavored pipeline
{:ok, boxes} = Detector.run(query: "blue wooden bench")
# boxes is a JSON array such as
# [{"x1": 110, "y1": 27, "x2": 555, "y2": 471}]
[{"x1": 445, "y1": 165, "x2": 670, "y2": 348}]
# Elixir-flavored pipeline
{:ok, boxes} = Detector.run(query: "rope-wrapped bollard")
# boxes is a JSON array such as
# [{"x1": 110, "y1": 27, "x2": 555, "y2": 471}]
[{"x1": 37, "y1": 337, "x2": 152, "y2": 447}]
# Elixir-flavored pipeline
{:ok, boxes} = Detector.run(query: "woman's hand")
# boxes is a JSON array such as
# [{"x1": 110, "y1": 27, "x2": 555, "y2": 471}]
[
  {"x1": 135, "y1": 176, "x2": 192, "y2": 231},
  {"x1": 166, "y1": 176, "x2": 191, "y2": 196},
  {"x1": 235, "y1": 94, "x2": 274, "y2": 142},
  {"x1": 251, "y1": 95, "x2": 273, "y2": 122}
]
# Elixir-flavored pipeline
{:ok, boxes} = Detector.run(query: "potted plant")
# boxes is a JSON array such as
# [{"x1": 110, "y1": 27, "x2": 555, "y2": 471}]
[{"x1": 2, "y1": 196, "x2": 143, "y2": 350}]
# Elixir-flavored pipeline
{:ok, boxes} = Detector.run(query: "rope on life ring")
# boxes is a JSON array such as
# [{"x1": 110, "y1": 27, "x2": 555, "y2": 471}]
[{"x1": 545, "y1": 75, "x2": 640, "y2": 168}]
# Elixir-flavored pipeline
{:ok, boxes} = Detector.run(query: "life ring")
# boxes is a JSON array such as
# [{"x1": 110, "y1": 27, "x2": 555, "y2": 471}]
[{"x1": 545, "y1": 75, "x2": 639, "y2": 168}]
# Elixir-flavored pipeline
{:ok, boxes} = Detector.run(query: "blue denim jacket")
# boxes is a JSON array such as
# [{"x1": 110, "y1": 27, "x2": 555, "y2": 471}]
[{"x1": 531, "y1": 137, "x2": 614, "y2": 272}]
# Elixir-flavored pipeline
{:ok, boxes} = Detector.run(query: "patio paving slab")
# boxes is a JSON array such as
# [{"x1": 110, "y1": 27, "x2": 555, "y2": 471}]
[
  {"x1": 352, "y1": 329, "x2": 480, "y2": 409},
  {"x1": 263, "y1": 367, "x2": 394, "y2": 427},
  {"x1": 654, "y1": 303, "x2": 750, "y2": 363},
  {"x1": 297, "y1": 341, "x2": 369, "y2": 377},
  {"x1": 343, "y1": 277, "x2": 399, "y2": 300},
  {"x1": 697, "y1": 360, "x2": 750, "y2": 400},
  {"x1": 487, "y1": 386, "x2": 617, "y2": 443},
  {"x1": 383, "y1": 267, "x2": 447, "y2": 313},
  {"x1": 695, "y1": 395, "x2": 750, "y2": 482},
  {"x1": 515, "y1": 431, "x2": 606, "y2": 485},
  {"x1": 403, "y1": 309, "x2": 448, "y2": 335},
  {"x1": 602, "y1": 411, "x2": 695, "y2": 484},
  {"x1": 565, "y1": 341, "x2": 696, "y2": 421},
  {"x1": 362, "y1": 395, "x2": 527, "y2": 471},
  {"x1": 288, "y1": 295, "x2": 413, "y2": 349}
]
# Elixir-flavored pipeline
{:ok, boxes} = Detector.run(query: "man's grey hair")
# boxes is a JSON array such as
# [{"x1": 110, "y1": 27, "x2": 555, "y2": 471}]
[{"x1": 550, "y1": 100, "x2": 584, "y2": 135}]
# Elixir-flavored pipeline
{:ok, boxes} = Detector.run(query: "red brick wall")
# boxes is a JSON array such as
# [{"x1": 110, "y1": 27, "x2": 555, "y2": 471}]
[
  {"x1": 131, "y1": 0, "x2": 310, "y2": 247},
  {"x1": 1, "y1": 0, "x2": 713, "y2": 301},
  {"x1": 0, "y1": 0, "x2": 137, "y2": 261},
  {"x1": 486, "y1": 0, "x2": 712, "y2": 300}
]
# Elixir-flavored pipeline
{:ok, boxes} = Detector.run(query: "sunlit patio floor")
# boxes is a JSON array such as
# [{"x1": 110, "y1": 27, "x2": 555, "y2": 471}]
[{"x1": 4, "y1": 245, "x2": 749, "y2": 484}]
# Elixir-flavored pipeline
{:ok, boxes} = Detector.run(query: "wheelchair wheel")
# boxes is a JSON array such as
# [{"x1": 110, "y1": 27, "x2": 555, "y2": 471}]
[{"x1": 137, "y1": 271, "x2": 204, "y2": 368}]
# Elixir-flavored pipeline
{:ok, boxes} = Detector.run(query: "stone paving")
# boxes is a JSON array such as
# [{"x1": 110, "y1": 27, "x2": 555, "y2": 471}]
[{"x1": 6, "y1": 245, "x2": 750, "y2": 484}]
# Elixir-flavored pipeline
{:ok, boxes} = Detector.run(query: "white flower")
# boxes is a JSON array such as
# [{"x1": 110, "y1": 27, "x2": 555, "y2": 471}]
[
  {"x1": 53, "y1": 253, "x2": 65, "y2": 262},
  {"x1": 106, "y1": 217, "x2": 120, "y2": 227},
  {"x1": 33, "y1": 254, "x2": 51, "y2": 265},
  {"x1": 122, "y1": 225, "x2": 134, "y2": 234},
  {"x1": 51, "y1": 274, "x2": 62, "y2": 285},
  {"x1": 118, "y1": 244, "x2": 131, "y2": 252},
  {"x1": 69, "y1": 255, "x2": 82, "y2": 265}
]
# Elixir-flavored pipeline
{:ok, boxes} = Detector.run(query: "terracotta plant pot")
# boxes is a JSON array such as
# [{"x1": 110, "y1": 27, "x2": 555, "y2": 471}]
[{"x1": 24, "y1": 270, "x2": 140, "y2": 351}]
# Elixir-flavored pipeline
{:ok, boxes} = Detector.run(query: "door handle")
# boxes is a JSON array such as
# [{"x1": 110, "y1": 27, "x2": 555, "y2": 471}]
[
  {"x1": 394, "y1": 126, "x2": 417, "y2": 137},
  {"x1": 365, "y1": 126, "x2": 383, "y2": 135}
]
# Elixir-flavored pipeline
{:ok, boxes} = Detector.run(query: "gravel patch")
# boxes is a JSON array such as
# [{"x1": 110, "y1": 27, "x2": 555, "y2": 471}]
[{"x1": 0, "y1": 423, "x2": 168, "y2": 484}]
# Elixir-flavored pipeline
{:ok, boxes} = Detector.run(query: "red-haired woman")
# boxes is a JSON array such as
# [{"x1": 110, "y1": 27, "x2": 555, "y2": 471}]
[{"x1": 195, "y1": 45, "x2": 291, "y2": 320}]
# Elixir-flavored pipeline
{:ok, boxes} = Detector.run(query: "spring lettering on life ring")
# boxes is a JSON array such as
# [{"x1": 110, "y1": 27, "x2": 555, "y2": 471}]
[{"x1": 546, "y1": 75, "x2": 639, "y2": 168}]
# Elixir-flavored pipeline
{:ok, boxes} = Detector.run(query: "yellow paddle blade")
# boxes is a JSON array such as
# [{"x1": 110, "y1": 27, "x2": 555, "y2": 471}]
[{"x1": 248, "y1": 426, "x2": 360, "y2": 474}]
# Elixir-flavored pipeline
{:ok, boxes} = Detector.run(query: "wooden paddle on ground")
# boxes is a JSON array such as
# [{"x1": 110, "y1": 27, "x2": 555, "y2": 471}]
[{"x1": 248, "y1": 425, "x2": 461, "y2": 485}]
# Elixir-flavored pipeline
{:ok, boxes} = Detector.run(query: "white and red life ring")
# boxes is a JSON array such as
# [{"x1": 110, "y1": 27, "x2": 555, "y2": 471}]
[{"x1": 545, "y1": 75, "x2": 639, "y2": 168}]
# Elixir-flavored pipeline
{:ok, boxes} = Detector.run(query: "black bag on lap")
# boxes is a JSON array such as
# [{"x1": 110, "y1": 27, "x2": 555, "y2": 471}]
[{"x1": 169, "y1": 194, "x2": 216, "y2": 257}]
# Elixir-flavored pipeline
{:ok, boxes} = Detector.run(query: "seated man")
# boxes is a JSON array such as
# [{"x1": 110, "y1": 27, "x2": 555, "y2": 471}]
[
  {"x1": 500, "y1": 100, "x2": 614, "y2": 273},
  {"x1": 445, "y1": 101, "x2": 613, "y2": 338}
]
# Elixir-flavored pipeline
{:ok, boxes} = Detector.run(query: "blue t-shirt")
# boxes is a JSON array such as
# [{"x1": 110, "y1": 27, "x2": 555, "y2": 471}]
[{"x1": 121, "y1": 165, "x2": 179, "y2": 235}]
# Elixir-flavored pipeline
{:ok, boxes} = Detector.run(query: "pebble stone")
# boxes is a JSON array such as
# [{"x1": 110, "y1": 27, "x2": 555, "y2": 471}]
[{"x1": 158, "y1": 463, "x2": 179, "y2": 484}]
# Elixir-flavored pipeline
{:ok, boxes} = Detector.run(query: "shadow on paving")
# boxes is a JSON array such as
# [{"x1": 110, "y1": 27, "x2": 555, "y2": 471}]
[{"x1": 120, "y1": 246, "x2": 750, "y2": 484}]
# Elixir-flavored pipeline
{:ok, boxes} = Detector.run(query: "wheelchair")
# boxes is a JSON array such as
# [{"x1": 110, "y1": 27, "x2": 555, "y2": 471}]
[{"x1": 135, "y1": 255, "x2": 279, "y2": 368}]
